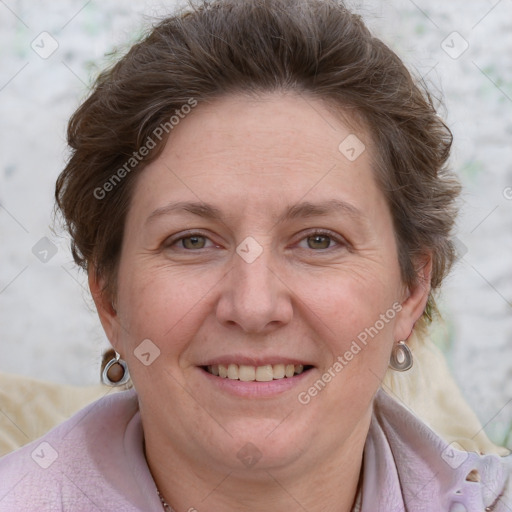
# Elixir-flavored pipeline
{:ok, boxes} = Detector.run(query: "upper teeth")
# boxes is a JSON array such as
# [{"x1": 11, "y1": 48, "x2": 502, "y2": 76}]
[{"x1": 207, "y1": 364, "x2": 305, "y2": 381}]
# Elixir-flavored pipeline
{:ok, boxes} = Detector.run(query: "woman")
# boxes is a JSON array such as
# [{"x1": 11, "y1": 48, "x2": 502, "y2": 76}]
[{"x1": 0, "y1": 0, "x2": 510, "y2": 510}]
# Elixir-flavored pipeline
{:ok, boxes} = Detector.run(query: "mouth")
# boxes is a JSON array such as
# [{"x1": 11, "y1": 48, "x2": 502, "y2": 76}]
[{"x1": 201, "y1": 363, "x2": 314, "y2": 382}]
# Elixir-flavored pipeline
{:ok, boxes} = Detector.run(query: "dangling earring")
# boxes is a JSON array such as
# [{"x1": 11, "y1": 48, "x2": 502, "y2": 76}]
[
  {"x1": 389, "y1": 341, "x2": 413, "y2": 372},
  {"x1": 101, "y1": 350, "x2": 130, "y2": 386}
]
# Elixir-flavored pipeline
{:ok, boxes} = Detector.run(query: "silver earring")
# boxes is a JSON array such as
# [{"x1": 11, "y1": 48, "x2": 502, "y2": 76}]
[
  {"x1": 101, "y1": 351, "x2": 130, "y2": 386},
  {"x1": 389, "y1": 341, "x2": 413, "y2": 372}
]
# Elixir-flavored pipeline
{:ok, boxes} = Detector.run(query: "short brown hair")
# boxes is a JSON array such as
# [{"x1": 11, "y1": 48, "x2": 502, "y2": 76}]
[{"x1": 55, "y1": 0, "x2": 461, "y2": 329}]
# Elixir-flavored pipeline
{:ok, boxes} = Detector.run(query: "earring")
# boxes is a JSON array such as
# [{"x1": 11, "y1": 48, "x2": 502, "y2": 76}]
[
  {"x1": 389, "y1": 341, "x2": 413, "y2": 372},
  {"x1": 101, "y1": 351, "x2": 130, "y2": 386}
]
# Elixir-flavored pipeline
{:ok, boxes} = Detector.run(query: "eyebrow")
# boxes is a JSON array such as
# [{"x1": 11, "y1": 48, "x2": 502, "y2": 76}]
[{"x1": 145, "y1": 199, "x2": 365, "y2": 226}]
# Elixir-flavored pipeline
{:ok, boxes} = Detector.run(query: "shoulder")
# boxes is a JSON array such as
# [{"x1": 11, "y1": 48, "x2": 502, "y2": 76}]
[
  {"x1": 368, "y1": 388, "x2": 512, "y2": 511},
  {"x1": 0, "y1": 389, "x2": 161, "y2": 511}
]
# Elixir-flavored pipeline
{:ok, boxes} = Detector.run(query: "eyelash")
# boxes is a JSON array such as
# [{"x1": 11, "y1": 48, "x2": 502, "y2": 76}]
[{"x1": 164, "y1": 229, "x2": 348, "y2": 252}]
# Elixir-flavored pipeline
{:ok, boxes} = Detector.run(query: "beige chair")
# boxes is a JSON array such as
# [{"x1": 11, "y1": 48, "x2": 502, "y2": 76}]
[
  {"x1": 383, "y1": 332, "x2": 509, "y2": 456},
  {"x1": 0, "y1": 372, "x2": 128, "y2": 457},
  {"x1": 0, "y1": 335, "x2": 508, "y2": 457}
]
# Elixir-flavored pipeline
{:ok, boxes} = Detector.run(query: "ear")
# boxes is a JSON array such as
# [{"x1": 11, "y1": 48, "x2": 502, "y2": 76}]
[
  {"x1": 88, "y1": 269, "x2": 121, "y2": 350},
  {"x1": 393, "y1": 253, "x2": 432, "y2": 341}
]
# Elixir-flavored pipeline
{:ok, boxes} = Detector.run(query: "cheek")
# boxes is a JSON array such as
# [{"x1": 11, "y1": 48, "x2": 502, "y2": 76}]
[
  {"x1": 294, "y1": 266, "x2": 402, "y2": 398},
  {"x1": 113, "y1": 264, "x2": 214, "y2": 396},
  {"x1": 292, "y1": 277, "x2": 399, "y2": 438},
  {"x1": 115, "y1": 261, "x2": 218, "y2": 350},
  {"x1": 301, "y1": 266, "x2": 400, "y2": 338},
  {"x1": 294, "y1": 270, "x2": 401, "y2": 412}
]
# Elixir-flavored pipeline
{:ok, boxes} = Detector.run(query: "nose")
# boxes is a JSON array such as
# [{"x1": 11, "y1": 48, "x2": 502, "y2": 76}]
[{"x1": 215, "y1": 242, "x2": 293, "y2": 334}]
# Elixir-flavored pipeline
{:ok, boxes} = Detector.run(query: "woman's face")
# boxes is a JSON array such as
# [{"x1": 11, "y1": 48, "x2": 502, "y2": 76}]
[{"x1": 94, "y1": 92, "x2": 428, "y2": 474}]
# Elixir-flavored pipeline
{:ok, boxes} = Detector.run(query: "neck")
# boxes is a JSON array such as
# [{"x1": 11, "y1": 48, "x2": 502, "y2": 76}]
[{"x1": 144, "y1": 413, "x2": 370, "y2": 512}]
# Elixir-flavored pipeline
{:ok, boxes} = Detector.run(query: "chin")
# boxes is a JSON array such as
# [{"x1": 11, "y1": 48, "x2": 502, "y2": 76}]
[{"x1": 209, "y1": 417, "x2": 312, "y2": 473}]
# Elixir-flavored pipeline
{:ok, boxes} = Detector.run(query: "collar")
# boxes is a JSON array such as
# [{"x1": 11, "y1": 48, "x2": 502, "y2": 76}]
[{"x1": 358, "y1": 387, "x2": 511, "y2": 512}]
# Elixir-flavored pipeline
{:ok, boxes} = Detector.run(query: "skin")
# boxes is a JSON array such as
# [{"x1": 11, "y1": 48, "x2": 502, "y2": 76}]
[{"x1": 90, "y1": 92, "x2": 431, "y2": 512}]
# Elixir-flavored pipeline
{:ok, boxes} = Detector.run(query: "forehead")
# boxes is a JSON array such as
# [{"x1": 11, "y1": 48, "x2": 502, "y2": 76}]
[
  {"x1": 167, "y1": 92, "x2": 369, "y2": 168},
  {"x1": 129, "y1": 92, "x2": 384, "y2": 224}
]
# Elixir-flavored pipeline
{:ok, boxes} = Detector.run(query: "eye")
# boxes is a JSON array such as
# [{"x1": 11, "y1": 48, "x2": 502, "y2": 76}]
[
  {"x1": 180, "y1": 235, "x2": 208, "y2": 250},
  {"x1": 164, "y1": 232, "x2": 216, "y2": 251},
  {"x1": 296, "y1": 230, "x2": 346, "y2": 251}
]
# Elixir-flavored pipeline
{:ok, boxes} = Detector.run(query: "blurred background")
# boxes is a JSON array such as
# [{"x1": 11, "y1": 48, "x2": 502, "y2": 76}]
[{"x1": 1, "y1": 0, "x2": 511, "y2": 448}]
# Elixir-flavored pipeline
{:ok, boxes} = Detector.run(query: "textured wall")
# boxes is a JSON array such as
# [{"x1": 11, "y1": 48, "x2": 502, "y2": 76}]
[{"x1": 1, "y1": 0, "x2": 511, "y2": 448}]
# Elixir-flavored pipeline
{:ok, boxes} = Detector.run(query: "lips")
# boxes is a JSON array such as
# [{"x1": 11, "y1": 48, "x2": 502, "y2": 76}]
[{"x1": 203, "y1": 363, "x2": 313, "y2": 382}]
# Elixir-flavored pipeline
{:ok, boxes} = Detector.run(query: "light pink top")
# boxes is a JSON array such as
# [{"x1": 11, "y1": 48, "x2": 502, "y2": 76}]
[{"x1": 0, "y1": 388, "x2": 510, "y2": 511}]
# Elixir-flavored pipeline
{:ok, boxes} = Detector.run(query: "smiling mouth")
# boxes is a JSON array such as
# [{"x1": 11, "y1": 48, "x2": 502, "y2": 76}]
[{"x1": 202, "y1": 364, "x2": 314, "y2": 382}]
